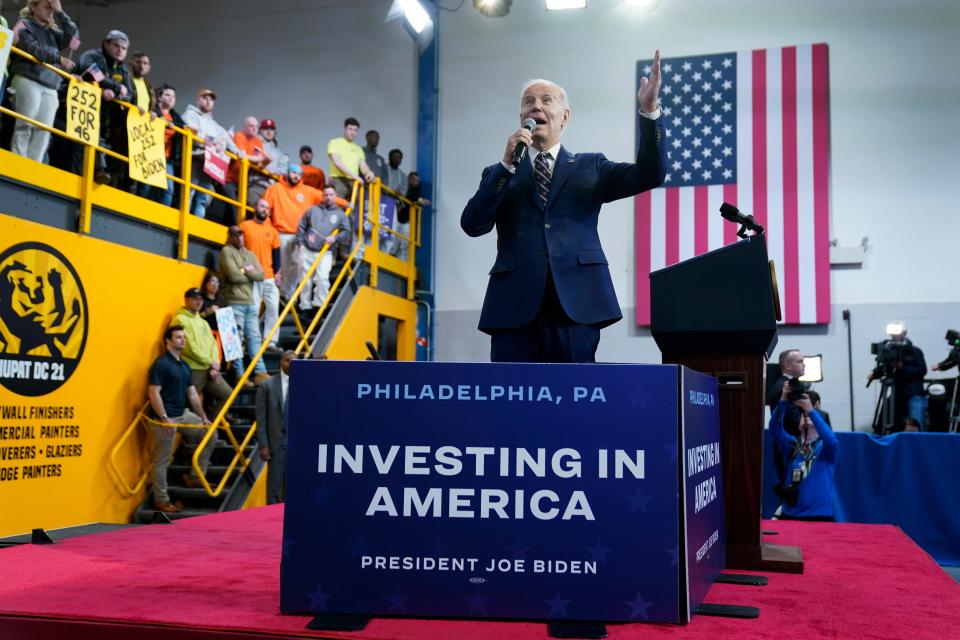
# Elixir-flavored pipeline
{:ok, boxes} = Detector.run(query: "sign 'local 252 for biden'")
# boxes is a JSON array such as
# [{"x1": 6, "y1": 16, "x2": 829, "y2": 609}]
[{"x1": 281, "y1": 361, "x2": 724, "y2": 624}]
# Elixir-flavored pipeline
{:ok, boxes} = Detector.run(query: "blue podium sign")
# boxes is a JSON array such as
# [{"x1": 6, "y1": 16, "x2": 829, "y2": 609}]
[{"x1": 280, "y1": 362, "x2": 722, "y2": 624}]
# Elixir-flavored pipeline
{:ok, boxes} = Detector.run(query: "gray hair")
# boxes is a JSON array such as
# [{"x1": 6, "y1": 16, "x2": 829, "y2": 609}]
[{"x1": 520, "y1": 79, "x2": 569, "y2": 109}]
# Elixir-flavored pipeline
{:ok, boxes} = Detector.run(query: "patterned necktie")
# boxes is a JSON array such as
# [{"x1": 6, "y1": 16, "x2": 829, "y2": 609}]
[{"x1": 533, "y1": 152, "x2": 553, "y2": 207}]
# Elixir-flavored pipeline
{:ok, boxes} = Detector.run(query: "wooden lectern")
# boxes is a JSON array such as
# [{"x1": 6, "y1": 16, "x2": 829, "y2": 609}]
[{"x1": 650, "y1": 236, "x2": 803, "y2": 573}]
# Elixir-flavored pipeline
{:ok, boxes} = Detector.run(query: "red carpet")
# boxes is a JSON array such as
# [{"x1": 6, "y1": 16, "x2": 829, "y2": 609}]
[{"x1": 0, "y1": 505, "x2": 957, "y2": 639}]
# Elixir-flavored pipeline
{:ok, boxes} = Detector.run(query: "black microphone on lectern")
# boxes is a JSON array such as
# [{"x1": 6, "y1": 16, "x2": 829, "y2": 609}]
[
  {"x1": 719, "y1": 202, "x2": 765, "y2": 238},
  {"x1": 511, "y1": 118, "x2": 537, "y2": 167}
]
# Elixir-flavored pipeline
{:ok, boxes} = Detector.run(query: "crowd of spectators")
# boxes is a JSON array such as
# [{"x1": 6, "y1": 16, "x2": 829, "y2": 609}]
[{"x1": 2, "y1": 6, "x2": 427, "y2": 225}]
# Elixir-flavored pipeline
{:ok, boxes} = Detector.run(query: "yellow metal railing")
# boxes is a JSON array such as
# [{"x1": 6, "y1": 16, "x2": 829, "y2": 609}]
[
  {"x1": 3, "y1": 45, "x2": 280, "y2": 259},
  {"x1": 5, "y1": 47, "x2": 423, "y2": 500}
]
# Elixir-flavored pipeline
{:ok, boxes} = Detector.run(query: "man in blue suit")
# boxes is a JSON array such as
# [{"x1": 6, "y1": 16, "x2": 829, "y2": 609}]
[{"x1": 461, "y1": 51, "x2": 666, "y2": 363}]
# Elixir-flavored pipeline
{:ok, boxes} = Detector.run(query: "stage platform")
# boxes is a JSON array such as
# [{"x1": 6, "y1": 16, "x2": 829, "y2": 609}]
[{"x1": 0, "y1": 505, "x2": 957, "y2": 640}]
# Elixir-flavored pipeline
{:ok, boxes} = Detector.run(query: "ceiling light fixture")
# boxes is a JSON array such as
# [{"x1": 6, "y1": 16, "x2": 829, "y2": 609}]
[{"x1": 473, "y1": 0, "x2": 512, "y2": 18}]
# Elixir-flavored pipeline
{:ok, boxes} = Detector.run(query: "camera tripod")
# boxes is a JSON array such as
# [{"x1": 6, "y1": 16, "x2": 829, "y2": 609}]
[
  {"x1": 949, "y1": 376, "x2": 960, "y2": 434},
  {"x1": 871, "y1": 376, "x2": 897, "y2": 434}
]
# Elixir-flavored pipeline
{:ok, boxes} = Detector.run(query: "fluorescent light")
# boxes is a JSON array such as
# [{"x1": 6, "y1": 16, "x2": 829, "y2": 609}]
[
  {"x1": 546, "y1": 0, "x2": 587, "y2": 10},
  {"x1": 399, "y1": 0, "x2": 432, "y2": 34},
  {"x1": 799, "y1": 355, "x2": 823, "y2": 383},
  {"x1": 886, "y1": 322, "x2": 905, "y2": 337}
]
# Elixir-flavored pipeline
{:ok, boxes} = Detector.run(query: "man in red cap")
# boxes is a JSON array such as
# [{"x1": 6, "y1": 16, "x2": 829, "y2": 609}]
[{"x1": 249, "y1": 118, "x2": 289, "y2": 205}]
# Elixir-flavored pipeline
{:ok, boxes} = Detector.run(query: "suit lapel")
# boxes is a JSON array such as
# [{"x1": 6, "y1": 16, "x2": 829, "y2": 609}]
[{"x1": 546, "y1": 146, "x2": 575, "y2": 208}]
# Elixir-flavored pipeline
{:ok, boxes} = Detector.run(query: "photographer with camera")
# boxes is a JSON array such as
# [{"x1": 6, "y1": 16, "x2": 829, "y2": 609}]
[
  {"x1": 867, "y1": 328, "x2": 927, "y2": 431},
  {"x1": 770, "y1": 383, "x2": 839, "y2": 521}
]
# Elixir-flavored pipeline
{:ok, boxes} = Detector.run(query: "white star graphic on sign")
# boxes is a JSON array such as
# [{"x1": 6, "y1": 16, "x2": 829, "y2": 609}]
[
  {"x1": 712, "y1": 136, "x2": 722, "y2": 146},
  {"x1": 663, "y1": 62, "x2": 672, "y2": 73},
  {"x1": 672, "y1": 94, "x2": 683, "y2": 104},
  {"x1": 672, "y1": 138, "x2": 682, "y2": 149},
  {"x1": 664, "y1": 173, "x2": 672, "y2": 182},
  {"x1": 722, "y1": 146, "x2": 733, "y2": 156},
  {"x1": 692, "y1": 94, "x2": 702, "y2": 104},
  {"x1": 682, "y1": 105, "x2": 692, "y2": 115},
  {"x1": 723, "y1": 79, "x2": 733, "y2": 90},
  {"x1": 722, "y1": 58, "x2": 733, "y2": 68},
  {"x1": 692, "y1": 159, "x2": 702, "y2": 169},
  {"x1": 713, "y1": 158, "x2": 722, "y2": 168},
  {"x1": 703, "y1": 59, "x2": 712, "y2": 69},
  {"x1": 702, "y1": 82, "x2": 712, "y2": 92},
  {"x1": 703, "y1": 104, "x2": 712, "y2": 114},
  {"x1": 681, "y1": 127, "x2": 692, "y2": 137},
  {"x1": 662, "y1": 85, "x2": 673, "y2": 95},
  {"x1": 643, "y1": 64, "x2": 652, "y2": 74},
  {"x1": 672, "y1": 73, "x2": 682, "y2": 83},
  {"x1": 682, "y1": 83, "x2": 692, "y2": 93},
  {"x1": 722, "y1": 124, "x2": 733, "y2": 134},
  {"x1": 692, "y1": 71, "x2": 702, "y2": 81},
  {"x1": 682, "y1": 171, "x2": 692, "y2": 181},
  {"x1": 702, "y1": 148, "x2": 712, "y2": 158},
  {"x1": 663, "y1": 106, "x2": 672, "y2": 116},
  {"x1": 723, "y1": 102, "x2": 733, "y2": 112},
  {"x1": 702, "y1": 126, "x2": 713, "y2": 136},
  {"x1": 713, "y1": 114, "x2": 723, "y2": 124},
  {"x1": 692, "y1": 116, "x2": 702, "y2": 125},
  {"x1": 681, "y1": 149, "x2": 692, "y2": 159},
  {"x1": 713, "y1": 70, "x2": 722, "y2": 80},
  {"x1": 723, "y1": 168, "x2": 733, "y2": 179},
  {"x1": 713, "y1": 91, "x2": 722, "y2": 102},
  {"x1": 703, "y1": 170, "x2": 712, "y2": 179},
  {"x1": 672, "y1": 160, "x2": 682, "y2": 171},
  {"x1": 682, "y1": 61, "x2": 692, "y2": 71},
  {"x1": 672, "y1": 117, "x2": 682, "y2": 127}
]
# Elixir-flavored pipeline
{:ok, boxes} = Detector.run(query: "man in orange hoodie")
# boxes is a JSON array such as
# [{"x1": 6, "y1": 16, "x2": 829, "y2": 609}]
[{"x1": 263, "y1": 164, "x2": 323, "y2": 299}]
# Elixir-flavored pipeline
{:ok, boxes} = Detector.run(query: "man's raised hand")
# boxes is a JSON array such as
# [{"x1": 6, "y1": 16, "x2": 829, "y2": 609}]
[{"x1": 637, "y1": 49, "x2": 662, "y2": 113}]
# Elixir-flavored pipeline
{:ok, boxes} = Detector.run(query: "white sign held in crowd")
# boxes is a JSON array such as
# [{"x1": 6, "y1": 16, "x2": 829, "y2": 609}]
[
  {"x1": 0, "y1": 26, "x2": 14, "y2": 73},
  {"x1": 216, "y1": 307, "x2": 244, "y2": 363},
  {"x1": 65, "y1": 77, "x2": 102, "y2": 145}
]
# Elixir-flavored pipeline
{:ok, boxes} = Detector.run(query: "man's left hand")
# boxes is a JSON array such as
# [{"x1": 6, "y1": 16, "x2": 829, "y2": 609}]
[{"x1": 637, "y1": 49, "x2": 662, "y2": 113}]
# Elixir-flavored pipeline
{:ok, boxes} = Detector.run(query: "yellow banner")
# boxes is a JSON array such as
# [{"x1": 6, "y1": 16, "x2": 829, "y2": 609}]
[
  {"x1": 0, "y1": 213, "x2": 206, "y2": 536},
  {"x1": 65, "y1": 77, "x2": 102, "y2": 146},
  {"x1": 127, "y1": 110, "x2": 168, "y2": 188}
]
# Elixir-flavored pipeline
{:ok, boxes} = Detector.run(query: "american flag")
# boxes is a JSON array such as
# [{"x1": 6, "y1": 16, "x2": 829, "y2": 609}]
[{"x1": 634, "y1": 44, "x2": 831, "y2": 325}]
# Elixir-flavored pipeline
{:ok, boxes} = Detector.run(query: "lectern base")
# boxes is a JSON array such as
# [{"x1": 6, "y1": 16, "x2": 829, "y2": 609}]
[
  {"x1": 726, "y1": 542, "x2": 804, "y2": 574},
  {"x1": 547, "y1": 621, "x2": 608, "y2": 639},
  {"x1": 305, "y1": 614, "x2": 369, "y2": 631}
]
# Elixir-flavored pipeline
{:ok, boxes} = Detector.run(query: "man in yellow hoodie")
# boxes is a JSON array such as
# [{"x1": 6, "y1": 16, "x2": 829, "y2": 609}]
[{"x1": 170, "y1": 288, "x2": 234, "y2": 410}]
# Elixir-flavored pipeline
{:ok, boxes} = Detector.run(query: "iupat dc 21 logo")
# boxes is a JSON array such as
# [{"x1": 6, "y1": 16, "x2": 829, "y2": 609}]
[{"x1": 0, "y1": 243, "x2": 89, "y2": 396}]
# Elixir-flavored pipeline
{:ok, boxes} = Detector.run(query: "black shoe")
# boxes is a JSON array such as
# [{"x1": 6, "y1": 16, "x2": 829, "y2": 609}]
[{"x1": 93, "y1": 170, "x2": 112, "y2": 184}]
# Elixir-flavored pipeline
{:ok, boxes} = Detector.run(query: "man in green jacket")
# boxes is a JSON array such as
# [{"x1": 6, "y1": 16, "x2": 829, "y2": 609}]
[
  {"x1": 170, "y1": 288, "x2": 234, "y2": 414},
  {"x1": 220, "y1": 226, "x2": 270, "y2": 385}
]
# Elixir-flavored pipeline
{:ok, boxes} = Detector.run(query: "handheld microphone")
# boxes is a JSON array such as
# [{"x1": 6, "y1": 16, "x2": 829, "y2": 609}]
[
  {"x1": 511, "y1": 118, "x2": 537, "y2": 167},
  {"x1": 719, "y1": 202, "x2": 765, "y2": 237}
]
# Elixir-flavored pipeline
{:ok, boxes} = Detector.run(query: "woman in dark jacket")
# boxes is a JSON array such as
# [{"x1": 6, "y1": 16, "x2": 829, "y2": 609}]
[{"x1": 9, "y1": 0, "x2": 78, "y2": 162}]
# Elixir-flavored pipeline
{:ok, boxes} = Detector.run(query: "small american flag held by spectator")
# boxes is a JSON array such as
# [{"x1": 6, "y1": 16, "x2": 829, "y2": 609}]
[
  {"x1": 634, "y1": 44, "x2": 831, "y2": 326},
  {"x1": 86, "y1": 63, "x2": 105, "y2": 83}
]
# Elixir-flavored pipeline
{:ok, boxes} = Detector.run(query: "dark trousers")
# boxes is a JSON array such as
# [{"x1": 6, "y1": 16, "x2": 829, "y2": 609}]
[
  {"x1": 266, "y1": 447, "x2": 287, "y2": 504},
  {"x1": 489, "y1": 270, "x2": 601, "y2": 363}
]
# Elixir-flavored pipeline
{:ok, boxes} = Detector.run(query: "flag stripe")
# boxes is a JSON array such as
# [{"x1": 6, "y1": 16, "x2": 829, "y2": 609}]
[
  {"x1": 679, "y1": 188, "x2": 696, "y2": 262},
  {"x1": 665, "y1": 188, "x2": 680, "y2": 266},
  {"x1": 764, "y1": 48, "x2": 786, "y2": 319},
  {"x1": 812, "y1": 43, "x2": 831, "y2": 323},
  {"x1": 635, "y1": 191, "x2": 652, "y2": 325},
  {"x1": 707, "y1": 184, "x2": 726, "y2": 251},
  {"x1": 781, "y1": 46, "x2": 800, "y2": 324},
  {"x1": 795, "y1": 45, "x2": 817, "y2": 324},
  {"x1": 751, "y1": 49, "x2": 768, "y2": 231},
  {"x1": 694, "y1": 186, "x2": 709, "y2": 255}
]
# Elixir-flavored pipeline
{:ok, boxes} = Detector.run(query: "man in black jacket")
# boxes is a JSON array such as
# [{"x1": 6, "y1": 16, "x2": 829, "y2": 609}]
[
  {"x1": 50, "y1": 29, "x2": 134, "y2": 182},
  {"x1": 868, "y1": 330, "x2": 927, "y2": 431}
]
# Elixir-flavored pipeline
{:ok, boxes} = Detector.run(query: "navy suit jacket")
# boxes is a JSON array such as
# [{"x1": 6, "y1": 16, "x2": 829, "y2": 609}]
[{"x1": 461, "y1": 115, "x2": 666, "y2": 331}]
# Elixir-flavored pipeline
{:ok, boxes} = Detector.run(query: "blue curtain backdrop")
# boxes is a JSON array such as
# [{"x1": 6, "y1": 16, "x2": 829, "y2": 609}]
[{"x1": 762, "y1": 432, "x2": 960, "y2": 566}]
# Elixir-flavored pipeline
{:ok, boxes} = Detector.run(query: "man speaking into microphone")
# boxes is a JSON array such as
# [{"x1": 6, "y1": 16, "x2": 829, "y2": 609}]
[{"x1": 461, "y1": 51, "x2": 667, "y2": 363}]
